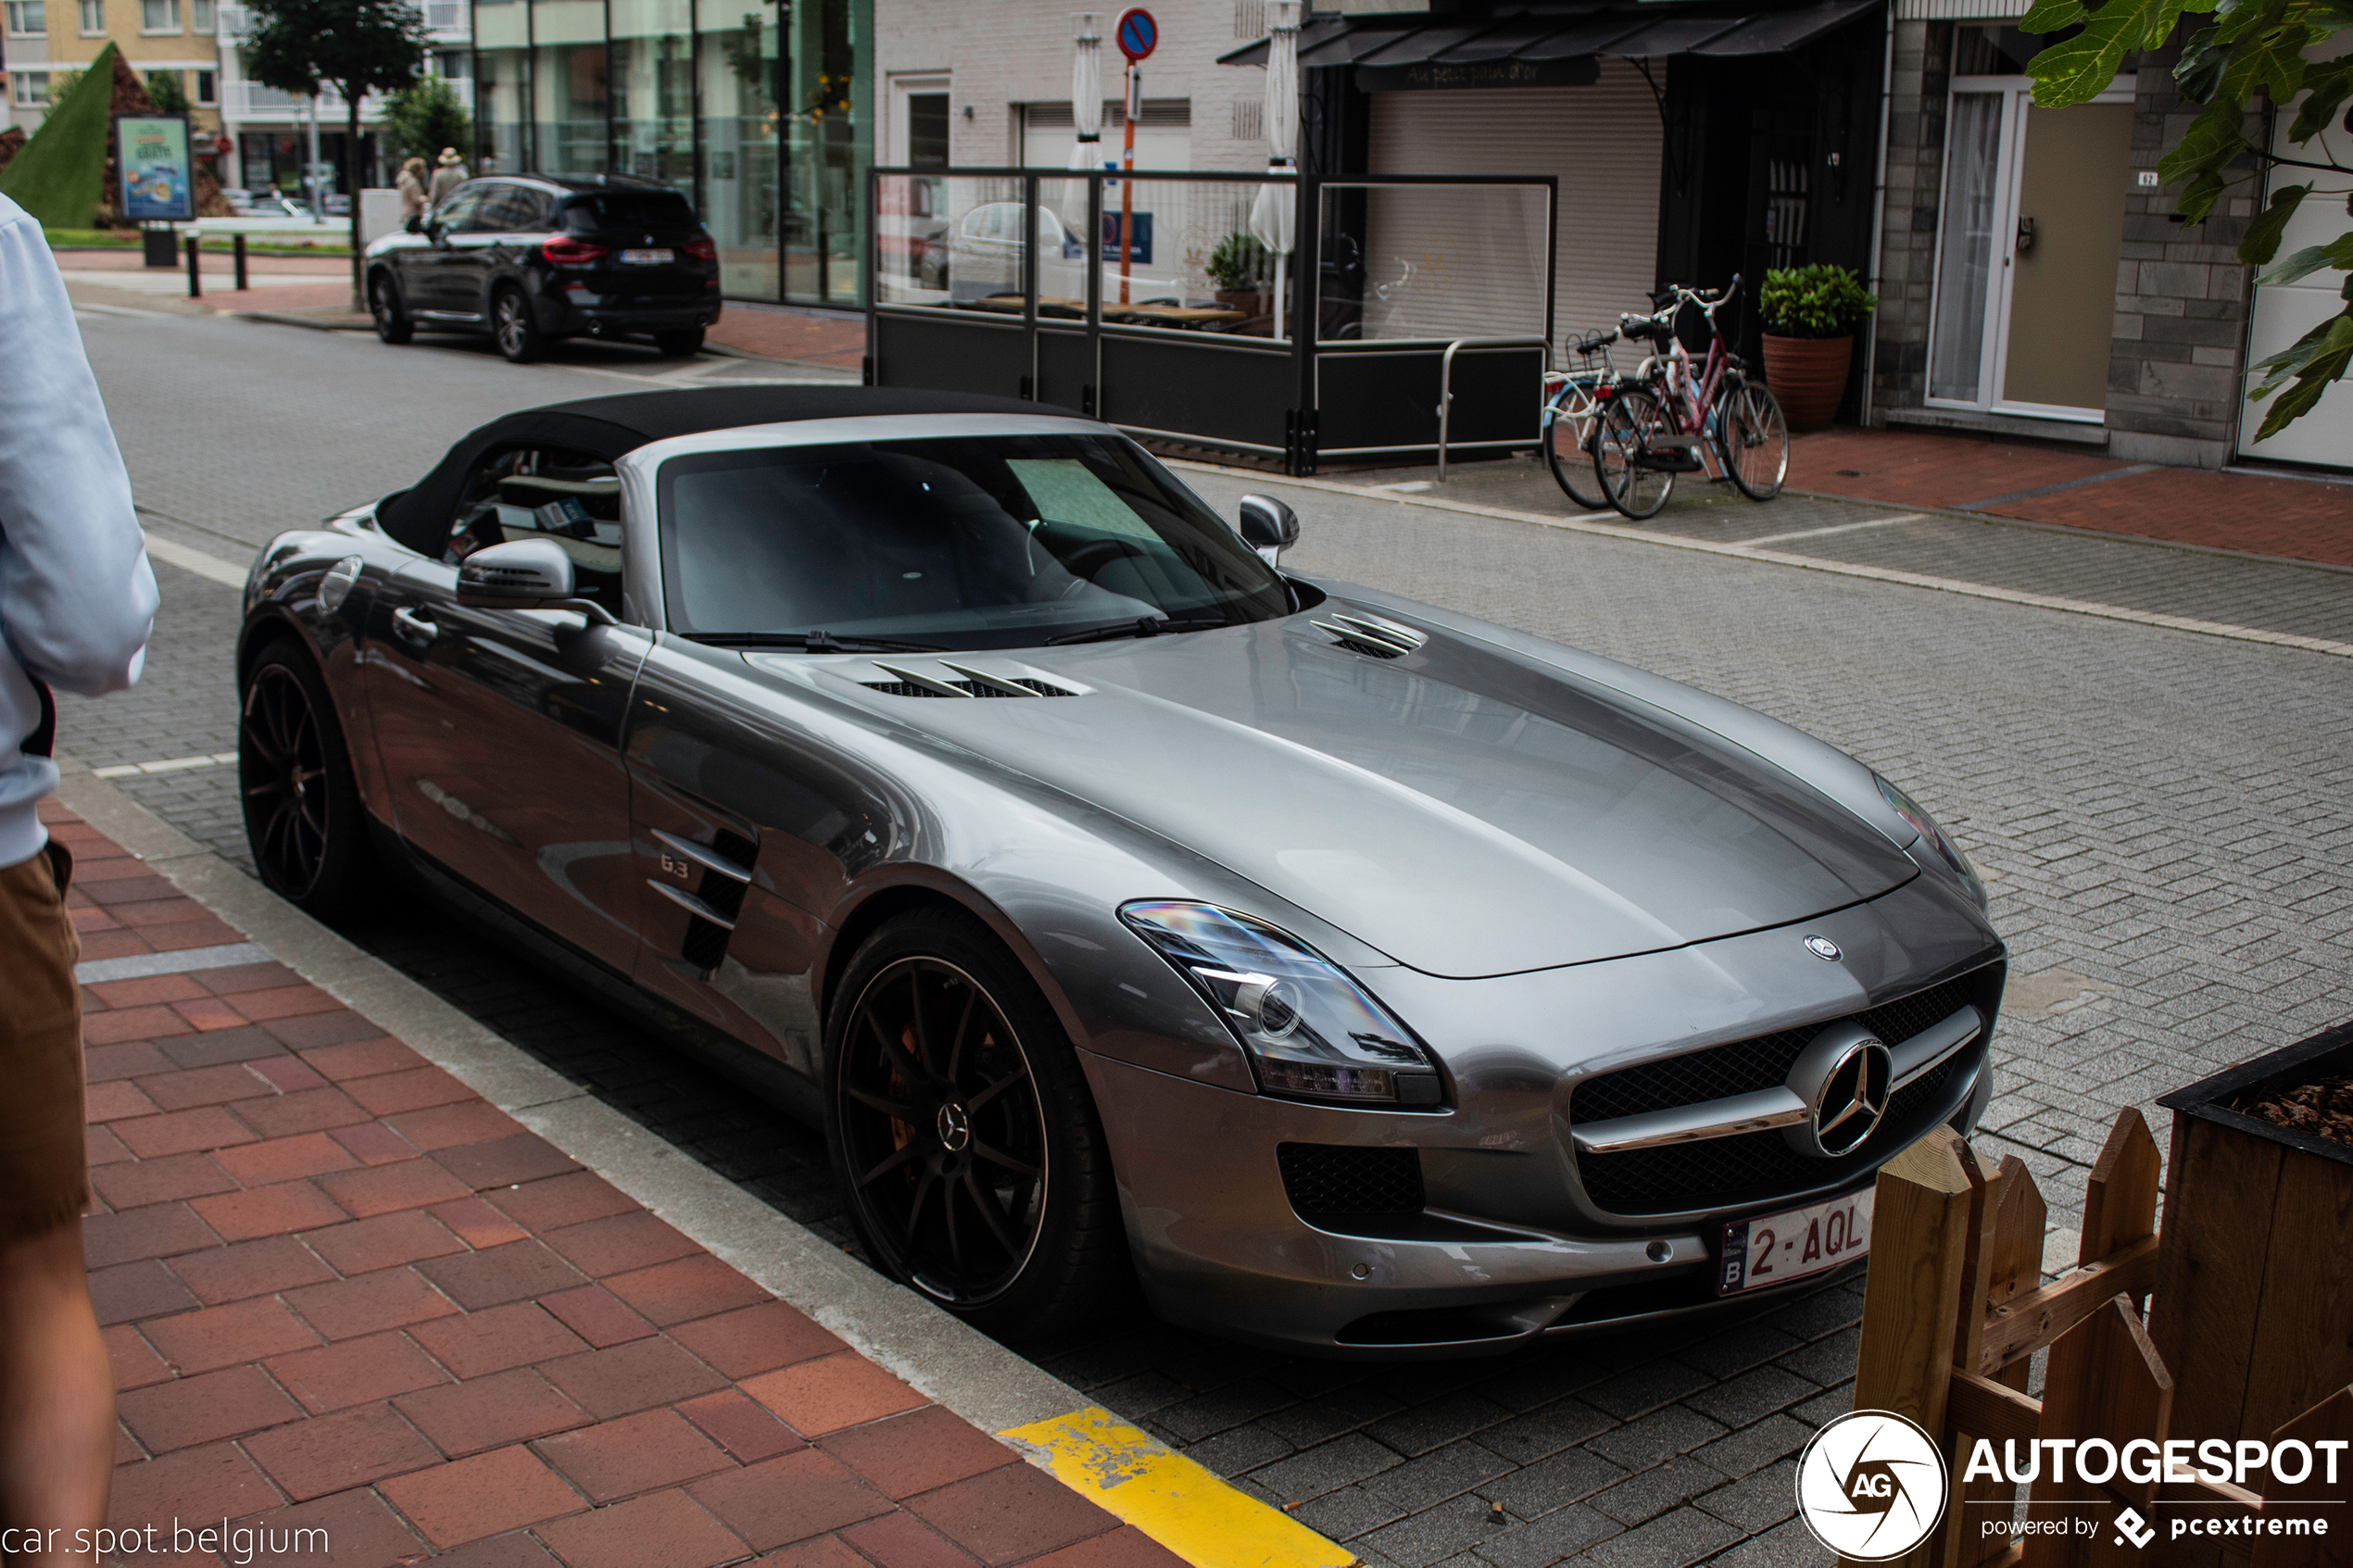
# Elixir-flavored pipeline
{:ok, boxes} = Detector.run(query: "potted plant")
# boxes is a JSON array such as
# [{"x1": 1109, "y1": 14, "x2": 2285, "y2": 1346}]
[
  {"x1": 1207, "y1": 231, "x2": 1270, "y2": 325},
  {"x1": 1756, "y1": 263, "x2": 1878, "y2": 432}
]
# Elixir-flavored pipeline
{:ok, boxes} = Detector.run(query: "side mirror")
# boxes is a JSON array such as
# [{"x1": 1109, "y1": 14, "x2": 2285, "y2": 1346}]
[
  {"x1": 403, "y1": 214, "x2": 423, "y2": 234},
  {"x1": 456, "y1": 538, "x2": 615, "y2": 623},
  {"x1": 1237, "y1": 495, "x2": 1301, "y2": 566}
]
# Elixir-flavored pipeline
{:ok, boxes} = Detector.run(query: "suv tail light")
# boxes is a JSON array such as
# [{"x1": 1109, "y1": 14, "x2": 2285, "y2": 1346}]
[
  {"x1": 682, "y1": 236, "x2": 717, "y2": 262},
  {"x1": 542, "y1": 236, "x2": 609, "y2": 265}
]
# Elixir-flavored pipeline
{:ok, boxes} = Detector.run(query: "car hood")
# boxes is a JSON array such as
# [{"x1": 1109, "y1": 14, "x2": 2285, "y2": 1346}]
[{"x1": 820, "y1": 608, "x2": 1919, "y2": 978}]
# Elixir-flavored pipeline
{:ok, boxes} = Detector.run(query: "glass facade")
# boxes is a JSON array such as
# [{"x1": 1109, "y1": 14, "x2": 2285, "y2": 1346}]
[{"x1": 472, "y1": 0, "x2": 863, "y2": 304}]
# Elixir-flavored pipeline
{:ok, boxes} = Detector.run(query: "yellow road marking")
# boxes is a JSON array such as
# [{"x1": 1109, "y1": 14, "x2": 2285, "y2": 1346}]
[{"x1": 1000, "y1": 1405, "x2": 1355, "y2": 1568}]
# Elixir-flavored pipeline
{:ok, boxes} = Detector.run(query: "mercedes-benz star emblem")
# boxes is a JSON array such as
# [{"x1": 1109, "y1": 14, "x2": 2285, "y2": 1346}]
[
  {"x1": 935, "y1": 1102, "x2": 972, "y2": 1153},
  {"x1": 1812, "y1": 1041, "x2": 1892, "y2": 1156},
  {"x1": 1805, "y1": 935, "x2": 1843, "y2": 961}
]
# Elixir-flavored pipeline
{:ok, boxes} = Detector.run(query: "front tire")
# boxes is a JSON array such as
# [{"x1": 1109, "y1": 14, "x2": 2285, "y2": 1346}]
[
  {"x1": 1716, "y1": 383, "x2": 1791, "y2": 501},
  {"x1": 492, "y1": 286, "x2": 545, "y2": 363},
  {"x1": 1593, "y1": 387, "x2": 1677, "y2": 521},
  {"x1": 370, "y1": 271, "x2": 412, "y2": 345},
  {"x1": 1543, "y1": 383, "x2": 1609, "y2": 510},
  {"x1": 824, "y1": 909, "x2": 1125, "y2": 1339},
  {"x1": 239, "y1": 640, "x2": 377, "y2": 922}
]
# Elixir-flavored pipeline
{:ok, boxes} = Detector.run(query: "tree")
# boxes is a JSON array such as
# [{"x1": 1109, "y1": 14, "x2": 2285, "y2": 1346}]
[
  {"x1": 383, "y1": 73, "x2": 471, "y2": 166},
  {"x1": 243, "y1": 0, "x2": 430, "y2": 308},
  {"x1": 145, "y1": 69, "x2": 190, "y2": 114},
  {"x1": 2024, "y1": 0, "x2": 2352, "y2": 440}
]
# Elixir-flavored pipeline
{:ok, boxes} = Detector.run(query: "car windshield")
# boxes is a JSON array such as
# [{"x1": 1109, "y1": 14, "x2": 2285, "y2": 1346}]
[{"x1": 655, "y1": 433, "x2": 1291, "y2": 650}]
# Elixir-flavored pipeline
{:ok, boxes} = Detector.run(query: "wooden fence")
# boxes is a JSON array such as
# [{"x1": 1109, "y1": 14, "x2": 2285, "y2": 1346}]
[{"x1": 1849, "y1": 1110, "x2": 2351, "y2": 1568}]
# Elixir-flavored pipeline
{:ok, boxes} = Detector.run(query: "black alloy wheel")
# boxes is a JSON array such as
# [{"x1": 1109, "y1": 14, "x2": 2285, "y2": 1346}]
[
  {"x1": 239, "y1": 642, "x2": 375, "y2": 920},
  {"x1": 370, "y1": 271, "x2": 413, "y2": 344},
  {"x1": 824, "y1": 911, "x2": 1125, "y2": 1336},
  {"x1": 493, "y1": 287, "x2": 544, "y2": 363}
]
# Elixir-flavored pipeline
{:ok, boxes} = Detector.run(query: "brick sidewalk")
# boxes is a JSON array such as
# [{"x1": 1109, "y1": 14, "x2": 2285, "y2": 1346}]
[
  {"x1": 54, "y1": 797, "x2": 1181, "y2": 1568},
  {"x1": 1789, "y1": 427, "x2": 2353, "y2": 567},
  {"x1": 706, "y1": 307, "x2": 863, "y2": 370}
]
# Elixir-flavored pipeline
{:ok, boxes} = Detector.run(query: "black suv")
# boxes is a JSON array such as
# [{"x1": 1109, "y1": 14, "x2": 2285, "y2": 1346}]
[{"x1": 364, "y1": 174, "x2": 724, "y2": 361}]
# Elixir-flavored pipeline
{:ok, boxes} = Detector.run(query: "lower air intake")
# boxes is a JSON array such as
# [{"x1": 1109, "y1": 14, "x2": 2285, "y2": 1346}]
[{"x1": 1277, "y1": 1143, "x2": 1425, "y2": 1218}]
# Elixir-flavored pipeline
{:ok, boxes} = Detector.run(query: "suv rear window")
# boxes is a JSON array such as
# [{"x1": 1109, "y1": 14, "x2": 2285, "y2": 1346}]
[{"x1": 564, "y1": 192, "x2": 698, "y2": 232}]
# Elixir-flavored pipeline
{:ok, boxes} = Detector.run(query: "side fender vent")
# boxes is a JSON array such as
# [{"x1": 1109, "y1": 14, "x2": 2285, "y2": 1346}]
[
  {"x1": 856, "y1": 661, "x2": 1085, "y2": 698},
  {"x1": 1315, "y1": 613, "x2": 1428, "y2": 659}
]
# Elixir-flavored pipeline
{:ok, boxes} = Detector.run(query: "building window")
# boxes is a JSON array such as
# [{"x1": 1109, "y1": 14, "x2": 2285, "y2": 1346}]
[
  {"x1": 189, "y1": 0, "x2": 208, "y2": 27},
  {"x1": 9, "y1": 69, "x2": 48, "y2": 102},
  {"x1": 140, "y1": 0, "x2": 177, "y2": 31},
  {"x1": 5, "y1": 2, "x2": 46, "y2": 35},
  {"x1": 78, "y1": 0, "x2": 101, "y2": 31},
  {"x1": 195, "y1": 67, "x2": 214, "y2": 102}
]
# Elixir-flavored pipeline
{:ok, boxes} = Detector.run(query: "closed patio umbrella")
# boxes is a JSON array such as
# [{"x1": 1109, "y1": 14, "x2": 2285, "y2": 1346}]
[
  {"x1": 1065, "y1": 16, "x2": 1103, "y2": 238},
  {"x1": 1247, "y1": 0, "x2": 1300, "y2": 341}
]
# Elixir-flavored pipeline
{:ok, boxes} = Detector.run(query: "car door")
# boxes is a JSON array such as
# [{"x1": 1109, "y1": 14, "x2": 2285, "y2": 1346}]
[
  {"x1": 439, "y1": 181, "x2": 522, "y2": 323},
  {"x1": 406, "y1": 184, "x2": 486, "y2": 320},
  {"x1": 364, "y1": 443, "x2": 651, "y2": 974}
]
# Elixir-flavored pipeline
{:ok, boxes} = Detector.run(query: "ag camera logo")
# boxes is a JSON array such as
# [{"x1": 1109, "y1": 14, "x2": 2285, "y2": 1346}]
[{"x1": 1795, "y1": 1410, "x2": 1949, "y2": 1560}]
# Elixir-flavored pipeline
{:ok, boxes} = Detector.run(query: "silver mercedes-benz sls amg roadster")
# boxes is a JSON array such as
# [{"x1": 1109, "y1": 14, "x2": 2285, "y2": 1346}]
[{"x1": 236, "y1": 386, "x2": 2004, "y2": 1357}]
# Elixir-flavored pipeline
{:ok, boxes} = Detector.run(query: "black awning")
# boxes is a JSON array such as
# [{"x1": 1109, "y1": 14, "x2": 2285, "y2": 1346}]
[{"x1": 1218, "y1": 0, "x2": 1878, "y2": 74}]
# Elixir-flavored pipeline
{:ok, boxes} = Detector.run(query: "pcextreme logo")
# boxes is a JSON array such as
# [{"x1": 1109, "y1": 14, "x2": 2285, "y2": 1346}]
[{"x1": 1795, "y1": 1410, "x2": 1950, "y2": 1560}]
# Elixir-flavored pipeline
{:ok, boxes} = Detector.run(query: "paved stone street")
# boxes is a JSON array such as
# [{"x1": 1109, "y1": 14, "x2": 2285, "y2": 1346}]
[{"x1": 56, "y1": 305, "x2": 2353, "y2": 1568}]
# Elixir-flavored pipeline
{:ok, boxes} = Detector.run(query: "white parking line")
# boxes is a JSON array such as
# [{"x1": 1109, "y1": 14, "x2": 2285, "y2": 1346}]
[
  {"x1": 1734, "y1": 513, "x2": 1925, "y2": 547},
  {"x1": 93, "y1": 752, "x2": 240, "y2": 779},
  {"x1": 144, "y1": 532, "x2": 250, "y2": 588}
]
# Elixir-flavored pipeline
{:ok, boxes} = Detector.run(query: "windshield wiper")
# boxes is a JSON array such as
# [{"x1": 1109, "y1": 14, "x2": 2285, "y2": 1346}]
[
  {"x1": 1044, "y1": 616, "x2": 1229, "y2": 646},
  {"x1": 686, "y1": 632, "x2": 946, "y2": 653}
]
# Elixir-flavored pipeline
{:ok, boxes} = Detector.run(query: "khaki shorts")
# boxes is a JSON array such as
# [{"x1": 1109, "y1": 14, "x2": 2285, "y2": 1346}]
[{"x1": 0, "y1": 840, "x2": 87, "y2": 1245}]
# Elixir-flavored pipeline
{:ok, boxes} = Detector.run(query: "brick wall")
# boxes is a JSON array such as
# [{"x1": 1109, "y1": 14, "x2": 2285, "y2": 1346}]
[
  {"x1": 1868, "y1": 18, "x2": 1948, "y2": 412},
  {"x1": 2105, "y1": 38, "x2": 2262, "y2": 469}
]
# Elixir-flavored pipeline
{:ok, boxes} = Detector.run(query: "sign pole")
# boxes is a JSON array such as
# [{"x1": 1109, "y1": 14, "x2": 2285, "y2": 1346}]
[{"x1": 1111, "y1": 7, "x2": 1156, "y2": 308}]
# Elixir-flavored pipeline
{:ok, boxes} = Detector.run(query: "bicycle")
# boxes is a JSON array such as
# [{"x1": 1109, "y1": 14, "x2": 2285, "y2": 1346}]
[
  {"x1": 1591, "y1": 276, "x2": 1790, "y2": 521},
  {"x1": 1541, "y1": 328, "x2": 1618, "y2": 511}
]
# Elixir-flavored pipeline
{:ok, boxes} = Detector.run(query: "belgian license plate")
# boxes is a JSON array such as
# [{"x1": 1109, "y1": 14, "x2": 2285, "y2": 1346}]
[
  {"x1": 621, "y1": 247, "x2": 673, "y2": 264},
  {"x1": 1718, "y1": 1186, "x2": 1873, "y2": 1296}
]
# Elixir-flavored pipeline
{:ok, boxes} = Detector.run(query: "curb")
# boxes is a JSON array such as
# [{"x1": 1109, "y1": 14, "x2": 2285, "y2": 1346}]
[
  {"x1": 53, "y1": 762, "x2": 1352, "y2": 1568},
  {"x1": 240, "y1": 308, "x2": 372, "y2": 332},
  {"x1": 1172, "y1": 462, "x2": 2353, "y2": 662}
]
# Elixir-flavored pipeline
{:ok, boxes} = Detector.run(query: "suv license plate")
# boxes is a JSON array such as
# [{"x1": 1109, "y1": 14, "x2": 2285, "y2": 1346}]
[
  {"x1": 1718, "y1": 1186, "x2": 1873, "y2": 1296},
  {"x1": 621, "y1": 247, "x2": 673, "y2": 264}
]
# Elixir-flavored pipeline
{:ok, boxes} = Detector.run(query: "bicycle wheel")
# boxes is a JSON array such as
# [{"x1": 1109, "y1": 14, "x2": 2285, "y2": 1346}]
[
  {"x1": 1592, "y1": 387, "x2": 1676, "y2": 521},
  {"x1": 1715, "y1": 383, "x2": 1791, "y2": 501},
  {"x1": 1544, "y1": 383, "x2": 1610, "y2": 510}
]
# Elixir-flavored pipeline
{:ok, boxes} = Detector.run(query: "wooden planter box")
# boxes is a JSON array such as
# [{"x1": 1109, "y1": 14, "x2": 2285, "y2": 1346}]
[{"x1": 2152, "y1": 1022, "x2": 2353, "y2": 1450}]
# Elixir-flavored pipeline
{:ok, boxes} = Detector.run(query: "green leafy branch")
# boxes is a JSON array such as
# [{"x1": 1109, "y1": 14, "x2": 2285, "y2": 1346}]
[{"x1": 2023, "y1": 0, "x2": 2353, "y2": 439}]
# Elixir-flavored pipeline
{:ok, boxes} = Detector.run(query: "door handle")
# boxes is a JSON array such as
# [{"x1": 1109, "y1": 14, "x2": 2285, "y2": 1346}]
[{"x1": 391, "y1": 606, "x2": 438, "y2": 643}]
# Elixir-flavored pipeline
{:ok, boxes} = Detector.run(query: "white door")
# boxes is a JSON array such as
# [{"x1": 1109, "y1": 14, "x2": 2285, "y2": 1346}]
[
  {"x1": 1927, "y1": 79, "x2": 2133, "y2": 421},
  {"x1": 2237, "y1": 76, "x2": 2353, "y2": 469}
]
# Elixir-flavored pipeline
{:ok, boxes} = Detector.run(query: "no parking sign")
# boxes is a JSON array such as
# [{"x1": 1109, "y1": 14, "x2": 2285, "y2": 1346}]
[{"x1": 1114, "y1": 7, "x2": 1156, "y2": 62}]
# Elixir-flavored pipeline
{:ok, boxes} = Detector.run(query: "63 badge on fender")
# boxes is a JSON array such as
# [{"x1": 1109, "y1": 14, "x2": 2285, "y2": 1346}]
[{"x1": 1718, "y1": 1185, "x2": 1874, "y2": 1295}]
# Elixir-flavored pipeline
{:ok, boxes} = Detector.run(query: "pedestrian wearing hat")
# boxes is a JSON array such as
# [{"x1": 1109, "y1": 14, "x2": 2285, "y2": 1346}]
[{"x1": 428, "y1": 147, "x2": 469, "y2": 208}]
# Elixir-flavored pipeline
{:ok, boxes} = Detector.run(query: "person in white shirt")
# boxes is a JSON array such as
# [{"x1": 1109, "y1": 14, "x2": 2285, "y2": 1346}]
[{"x1": 0, "y1": 190, "x2": 158, "y2": 1568}]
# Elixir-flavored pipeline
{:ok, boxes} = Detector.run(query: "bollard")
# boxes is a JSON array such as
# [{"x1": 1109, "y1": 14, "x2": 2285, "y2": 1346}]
[
  {"x1": 185, "y1": 233, "x2": 202, "y2": 299},
  {"x1": 233, "y1": 232, "x2": 248, "y2": 292}
]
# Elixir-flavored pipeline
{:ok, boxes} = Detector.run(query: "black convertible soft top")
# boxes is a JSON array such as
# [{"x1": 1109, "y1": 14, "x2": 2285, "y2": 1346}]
[{"x1": 373, "y1": 384, "x2": 1064, "y2": 557}]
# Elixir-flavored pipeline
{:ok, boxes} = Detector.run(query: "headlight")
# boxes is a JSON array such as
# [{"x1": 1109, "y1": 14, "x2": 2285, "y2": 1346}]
[
  {"x1": 1874, "y1": 773, "x2": 1986, "y2": 908},
  {"x1": 1118, "y1": 901, "x2": 1443, "y2": 1107}
]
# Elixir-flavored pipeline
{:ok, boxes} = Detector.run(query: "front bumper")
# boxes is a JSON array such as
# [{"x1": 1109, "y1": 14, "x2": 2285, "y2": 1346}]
[{"x1": 1081, "y1": 875, "x2": 2002, "y2": 1357}]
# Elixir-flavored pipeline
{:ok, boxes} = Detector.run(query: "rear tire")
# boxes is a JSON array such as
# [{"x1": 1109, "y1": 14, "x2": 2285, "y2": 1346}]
[
  {"x1": 652, "y1": 328, "x2": 705, "y2": 357},
  {"x1": 1716, "y1": 383, "x2": 1791, "y2": 502},
  {"x1": 493, "y1": 287, "x2": 544, "y2": 363},
  {"x1": 239, "y1": 640, "x2": 378, "y2": 922},
  {"x1": 1543, "y1": 383, "x2": 1609, "y2": 510},
  {"x1": 824, "y1": 909, "x2": 1126, "y2": 1341},
  {"x1": 1593, "y1": 387, "x2": 1677, "y2": 521},
  {"x1": 370, "y1": 271, "x2": 412, "y2": 345}
]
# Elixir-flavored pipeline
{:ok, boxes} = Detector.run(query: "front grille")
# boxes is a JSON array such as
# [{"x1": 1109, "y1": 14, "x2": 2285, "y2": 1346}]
[
  {"x1": 1571, "y1": 964, "x2": 2003, "y2": 1217},
  {"x1": 1277, "y1": 1143, "x2": 1425, "y2": 1218},
  {"x1": 1571, "y1": 970, "x2": 1994, "y2": 1125}
]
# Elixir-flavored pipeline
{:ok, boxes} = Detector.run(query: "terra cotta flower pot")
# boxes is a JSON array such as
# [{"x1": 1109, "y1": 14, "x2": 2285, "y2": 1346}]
[{"x1": 1759, "y1": 334, "x2": 1853, "y2": 433}]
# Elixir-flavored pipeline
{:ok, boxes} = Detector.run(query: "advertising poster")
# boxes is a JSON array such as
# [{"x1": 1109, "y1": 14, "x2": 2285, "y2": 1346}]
[{"x1": 116, "y1": 115, "x2": 196, "y2": 223}]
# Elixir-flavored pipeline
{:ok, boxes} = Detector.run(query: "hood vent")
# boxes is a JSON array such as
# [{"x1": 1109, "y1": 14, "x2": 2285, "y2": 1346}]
[
  {"x1": 860, "y1": 660, "x2": 1082, "y2": 698},
  {"x1": 1315, "y1": 613, "x2": 1428, "y2": 659}
]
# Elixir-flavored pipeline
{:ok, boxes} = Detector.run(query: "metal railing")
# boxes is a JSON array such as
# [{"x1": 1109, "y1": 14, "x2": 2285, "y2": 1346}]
[{"x1": 1435, "y1": 336, "x2": 1553, "y2": 482}]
